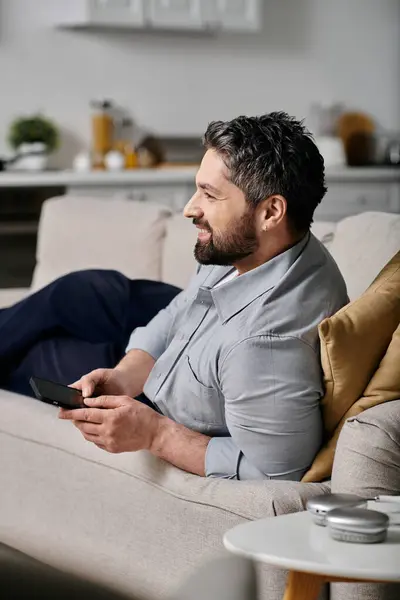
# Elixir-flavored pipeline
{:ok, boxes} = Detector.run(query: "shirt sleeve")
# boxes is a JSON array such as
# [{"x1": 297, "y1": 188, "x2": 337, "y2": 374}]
[
  {"x1": 125, "y1": 289, "x2": 188, "y2": 360},
  {"x1": 205, "y1": 335, "x2": 324, "y2": 480},
  {"x1": 126, "y1": 267, "x2": 202, "y2": 360}
]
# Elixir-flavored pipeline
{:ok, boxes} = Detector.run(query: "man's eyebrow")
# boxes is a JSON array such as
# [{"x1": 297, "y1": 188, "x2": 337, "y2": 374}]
[{"x1": 197, "y1": 182, "x2": 221, "y2": 195}]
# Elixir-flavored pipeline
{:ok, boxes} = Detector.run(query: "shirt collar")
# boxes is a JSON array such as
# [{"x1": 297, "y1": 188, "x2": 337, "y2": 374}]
[{"x1": 198, "y1": 233, "x2": 311, "y2": 323}]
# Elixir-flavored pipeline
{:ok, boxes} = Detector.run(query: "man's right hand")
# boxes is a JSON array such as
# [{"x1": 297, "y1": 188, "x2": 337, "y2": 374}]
[{"x1": 72, "y1": 368, "x2": 132, "y2": 398}]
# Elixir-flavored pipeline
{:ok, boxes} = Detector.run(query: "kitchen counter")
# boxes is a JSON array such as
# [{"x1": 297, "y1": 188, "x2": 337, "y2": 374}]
[{"x1": 0, "y1": 166, "x2": 399, "y2": 187}]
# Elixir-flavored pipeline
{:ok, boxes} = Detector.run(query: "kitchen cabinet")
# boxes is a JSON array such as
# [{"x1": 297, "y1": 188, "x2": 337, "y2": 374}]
[
  {"x1": 52, "y1": 0, "x2": 262, "y2": 32},
  {"x1": 146, "y1": 0, "x2": 204, "y2": 30},
  {"x1": 204, "y1": 0, "x2": 262, "y2": 32},
  {"x1": 52, "y1": 0, "x2": 145, "y2": 28},
  {"x1": 315, "y1": 178, "x2": 400, "y2": 222},
  {"x1": 144, "y1": 0, "x2": 262, "y2": 32}
]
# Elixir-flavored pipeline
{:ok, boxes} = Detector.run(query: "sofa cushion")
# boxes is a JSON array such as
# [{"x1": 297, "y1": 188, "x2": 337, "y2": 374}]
[
  {"x1": 32, "y1": 196, "x2": 171, "y2": 290},
  {"x1": 310, "y1": 220, "x2": 336, "y2": 250},
  {"x1": 302, "y1": 250, "x2": 400, "y2": 483},
  {"x1": 0, "y1": 288, "x2": 30, "y2": 308},
  {"x1": 361, "y1": 323, "x2": 400, "y2": 404},
  {"x1": 328, "y1": 211, "x2": 400, "y2": 300}
]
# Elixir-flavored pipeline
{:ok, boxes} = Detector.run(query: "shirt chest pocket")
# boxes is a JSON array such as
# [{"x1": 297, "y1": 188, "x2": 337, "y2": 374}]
[{"x1": 178, "y1": 356, "x2": 225, "y2": 429}]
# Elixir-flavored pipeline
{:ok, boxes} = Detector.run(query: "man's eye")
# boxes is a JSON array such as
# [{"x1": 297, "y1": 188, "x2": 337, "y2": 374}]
[{"x1": 204, "y1": 192, "x2": 215, "y2": 200}]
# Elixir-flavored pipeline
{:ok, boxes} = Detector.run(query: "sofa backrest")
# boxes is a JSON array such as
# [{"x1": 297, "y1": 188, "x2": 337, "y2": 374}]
[
  {"x1": 32, "y1": 196, "x2": 171, "y2": 290},
  {"x1": 328, "y1": 211, "x2": 400, "y2": 300}
]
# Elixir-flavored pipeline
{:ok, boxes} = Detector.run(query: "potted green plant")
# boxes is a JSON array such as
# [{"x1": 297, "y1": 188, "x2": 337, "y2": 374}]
[{"x1": 8, "y1": 114, "x2": 59, "y2": 171}]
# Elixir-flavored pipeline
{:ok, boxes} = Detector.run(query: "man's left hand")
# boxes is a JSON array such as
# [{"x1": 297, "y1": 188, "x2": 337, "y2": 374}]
[{"x1": 59, "y1": 396, "x2": 161, "y2": 453}]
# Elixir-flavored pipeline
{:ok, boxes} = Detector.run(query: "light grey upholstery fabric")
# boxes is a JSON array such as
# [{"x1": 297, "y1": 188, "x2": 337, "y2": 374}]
[
  {"x1": 174, "y1": 555, "x2": 257, "y2": 600},
  {"x1": 331, "y1": 400, "x2": 400, "y2": 600}
]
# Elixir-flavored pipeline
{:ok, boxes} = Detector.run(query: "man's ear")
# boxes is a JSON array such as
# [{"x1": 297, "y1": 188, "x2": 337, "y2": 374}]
[{"x1": 259, "y1": 195, "x2": 287, "y2": 232}]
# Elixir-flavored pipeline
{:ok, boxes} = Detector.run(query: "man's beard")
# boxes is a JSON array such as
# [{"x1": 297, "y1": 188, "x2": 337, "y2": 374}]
[{"x1": 194, "y1": 207, "x2": 259, "y2": 266}]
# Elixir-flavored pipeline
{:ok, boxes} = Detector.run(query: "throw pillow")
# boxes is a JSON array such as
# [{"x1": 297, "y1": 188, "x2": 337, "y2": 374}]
[{"x1": 302, "y1": 250, "x2": 400, "y2": 483}]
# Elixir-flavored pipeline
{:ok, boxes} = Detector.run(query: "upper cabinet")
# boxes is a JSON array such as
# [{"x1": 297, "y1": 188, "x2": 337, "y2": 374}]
[
  {"x1": 52, "y1": 0, "x2": 145, "y2": 28},
  {"x1": 213, "y1": 0, "x2": 262, "y2": 31},
  {"x1": 52, "y1": 0, "x2": 262, "y2": 32},
  {"x1": 90, "y1": 0, "x2": 145, "y2": 27},
  {"x1": 147, "y1": 0, "x2": 204, "y2": 30}
]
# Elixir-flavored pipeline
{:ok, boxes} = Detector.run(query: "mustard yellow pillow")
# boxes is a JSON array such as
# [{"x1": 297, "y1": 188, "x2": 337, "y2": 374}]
[
  {"x1": 303, "y1": 323, "x2": 400, "y2": 482},
  {"x1": 302, "y1": 251, "x2": 400, "y2": 483}
]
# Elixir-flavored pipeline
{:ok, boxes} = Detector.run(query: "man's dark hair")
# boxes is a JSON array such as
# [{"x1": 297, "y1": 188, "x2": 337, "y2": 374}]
[{"x1": 203, "y1": 111, "x2": 327, "y2": 233}]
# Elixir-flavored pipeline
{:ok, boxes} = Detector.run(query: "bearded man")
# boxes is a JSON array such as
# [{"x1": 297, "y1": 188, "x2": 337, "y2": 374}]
[{"x1": 1, "y1": 112, "x2": 348, "y2": 481}]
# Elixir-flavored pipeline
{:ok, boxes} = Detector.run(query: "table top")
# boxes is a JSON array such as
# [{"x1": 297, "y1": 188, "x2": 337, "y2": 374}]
[{"x1": 223, "y1": 510, "x2": 400, "y2": 582}]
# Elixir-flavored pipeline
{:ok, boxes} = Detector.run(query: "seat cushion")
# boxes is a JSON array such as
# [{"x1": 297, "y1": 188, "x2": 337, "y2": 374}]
[
  {"x1": 32, "y1": 196, "x2": 171, "y2": 290},
  {"x1": 303, "y1": 250, "x2": 400, "y2": 483}
]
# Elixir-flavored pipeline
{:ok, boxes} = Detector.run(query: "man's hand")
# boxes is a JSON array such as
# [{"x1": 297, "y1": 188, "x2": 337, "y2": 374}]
[
  {"x1": 58, "y1": 395, "x2": 162, "y2": 454},
  {"x1": 59, "y1": 395, "x2": 211, "y2": 476},
  {"x1": 72, "y1": 350, "x2": 156, "y2": 400},
  {"x1": 72, "y1": 368, "x2": 133, "y2": 398}
]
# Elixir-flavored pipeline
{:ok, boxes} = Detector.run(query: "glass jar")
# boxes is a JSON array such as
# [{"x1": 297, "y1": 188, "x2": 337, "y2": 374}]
[{"x1": 91, "y1": 100, "x2": 114, "y2": 168}]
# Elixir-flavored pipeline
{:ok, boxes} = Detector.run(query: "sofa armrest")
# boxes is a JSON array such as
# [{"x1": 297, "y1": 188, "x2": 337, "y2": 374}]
[
  {"x1": 0, "y1": 288, "x2": 30, "y2": 308},
  {"x1": 332, "y1": 400, "x2": 400, "y2": 497},
  {"x1": 331, "y1": 400, "x2": 400, "y2": 600}
]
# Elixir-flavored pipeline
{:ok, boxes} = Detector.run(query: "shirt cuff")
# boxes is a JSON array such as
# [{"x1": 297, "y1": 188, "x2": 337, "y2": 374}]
[
  {"x1": 205, "y1": 437, "x2": 242, "y2": 479},
  {"x1": 125, "y1": 327, "x2": 166, "y2": 360},
  {"x1": 205, "y1": 437, "x2": 277, "y2": 481}
]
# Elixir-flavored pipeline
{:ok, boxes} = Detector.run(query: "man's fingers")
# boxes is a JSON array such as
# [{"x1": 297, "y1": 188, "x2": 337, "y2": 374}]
[
  {"x1": 69, "y1": 380, "x2": 83, "y2": 391},
  {"x1": 84, "y1": 395, "x2": 131, "y2": 409},
  {"x1": 74, "y1": 422, "x2": 102, "y2": 436},
  {"x1": 75, "y1": 370, "x2": 104, "y2": 398},
  {"x1": 59, "y1": 408, "x2": 105, "y2": 424},
  {"x1": 82, "y1": 432, "x2": 102, "y2": 444}
]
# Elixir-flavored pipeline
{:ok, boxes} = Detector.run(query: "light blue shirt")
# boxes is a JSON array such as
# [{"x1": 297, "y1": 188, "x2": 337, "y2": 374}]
[{"x1": 127, "y1": 233, "x2": 348, "y2": 480}]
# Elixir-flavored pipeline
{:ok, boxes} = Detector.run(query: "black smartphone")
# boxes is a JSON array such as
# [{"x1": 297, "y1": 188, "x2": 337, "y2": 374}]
[{"x1": 29, "y1": 376, "x2": 86, "y2": 410}]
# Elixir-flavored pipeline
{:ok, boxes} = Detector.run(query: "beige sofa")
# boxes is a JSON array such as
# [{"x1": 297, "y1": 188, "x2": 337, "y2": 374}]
[{"x1": 0, "y1": 196, "x2": 399, "y2": 600}]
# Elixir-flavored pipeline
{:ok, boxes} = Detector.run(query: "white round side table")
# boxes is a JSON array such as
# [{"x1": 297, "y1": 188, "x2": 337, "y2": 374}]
[{"x1": 224, "y1": 510, "x2": 400, "y2": 600}]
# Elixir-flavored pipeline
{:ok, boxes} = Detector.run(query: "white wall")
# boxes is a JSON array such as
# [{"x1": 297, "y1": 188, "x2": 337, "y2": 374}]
[{"x1": 0, "y1": 0, "x2": 399, "y2": 168}]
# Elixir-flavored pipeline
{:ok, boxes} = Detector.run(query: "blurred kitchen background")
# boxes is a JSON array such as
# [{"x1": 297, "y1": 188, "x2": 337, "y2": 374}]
[{"x1": 0, "y1": 0, "x2": 399, "y2": 287}]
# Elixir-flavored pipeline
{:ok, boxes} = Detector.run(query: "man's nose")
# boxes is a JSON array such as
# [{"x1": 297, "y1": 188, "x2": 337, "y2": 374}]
[{"x1": 183, "y1": 196, "x2": 203, "y2": 220}]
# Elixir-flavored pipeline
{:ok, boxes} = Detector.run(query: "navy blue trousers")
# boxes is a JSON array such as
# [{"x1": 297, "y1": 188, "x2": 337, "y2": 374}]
[{"x1": 0, "y1": 270, "x2": 181, "y2": 398}]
